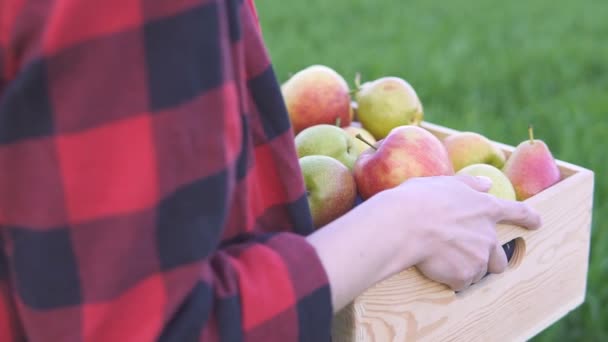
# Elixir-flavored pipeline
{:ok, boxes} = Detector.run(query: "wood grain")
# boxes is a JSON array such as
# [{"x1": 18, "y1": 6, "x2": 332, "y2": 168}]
[{"x1": 332, "y1": 121, "x2": 595, "y2": 342}]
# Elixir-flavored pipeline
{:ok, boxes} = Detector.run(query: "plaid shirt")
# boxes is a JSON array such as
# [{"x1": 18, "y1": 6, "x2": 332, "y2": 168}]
[{"x1": 0, "y1": 0, "x2": 332, "y2": 341}]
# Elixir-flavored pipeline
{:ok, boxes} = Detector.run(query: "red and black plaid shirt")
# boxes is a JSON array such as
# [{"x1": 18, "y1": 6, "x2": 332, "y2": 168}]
[{"x1": 0, "y1": 0, "x2": 332, "y2": 341}]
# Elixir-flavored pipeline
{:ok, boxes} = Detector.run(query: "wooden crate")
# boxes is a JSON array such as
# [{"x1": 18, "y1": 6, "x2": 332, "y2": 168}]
[{"x1": 331, "y1": 121, "x2": 595, "y2": 342}]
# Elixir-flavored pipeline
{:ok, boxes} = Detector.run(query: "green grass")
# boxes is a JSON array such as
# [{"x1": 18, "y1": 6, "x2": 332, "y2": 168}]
[{"x1": 256, "y1": 0, "x2": 607, "y2": 340}]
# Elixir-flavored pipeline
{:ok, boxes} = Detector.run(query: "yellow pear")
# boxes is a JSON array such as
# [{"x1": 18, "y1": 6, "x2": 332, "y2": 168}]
[{"x1": 355, "y1": 76, "x2": 424, "y2": 140}]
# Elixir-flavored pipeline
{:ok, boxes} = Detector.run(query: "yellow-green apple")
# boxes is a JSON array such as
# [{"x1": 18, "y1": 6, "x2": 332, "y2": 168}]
[
  {"x1": 295, "y1": 124, "x2": 358, "y2": 170},
  {"x1": 299, "y1": 155, "x2": 357, "y2": 228},
  {"x1": 281, "y1": 65, "x2": 353, "y2": 134},
  {"x1": 343, "y1": 125, "x2": 377, "y2": 157},
  {"x1": 355, "y1": 76, "x2": 424, "y2": 140},
  {"x1": 502, "y1": 126, "x2": 561, "y2": 200},
  {"x1": 457, "y1": 164, "x2": 516, "y2": 200},
  {"x1": 354, "y1": 125, "x2": 454, "y2": 199},
  {"x1": 443, "y1": 132, "x2": 506, "y2": 171}
]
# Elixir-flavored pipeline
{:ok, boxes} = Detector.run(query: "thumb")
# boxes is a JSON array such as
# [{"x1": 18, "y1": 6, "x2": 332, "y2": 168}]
[{"x1": 454, "y1": 174, "x2": 493, "y2": 192}]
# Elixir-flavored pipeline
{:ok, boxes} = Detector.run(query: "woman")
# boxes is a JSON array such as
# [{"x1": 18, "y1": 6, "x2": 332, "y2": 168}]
[{"x1": 0, "y1": 0, "x2": 540, "y2": 340}]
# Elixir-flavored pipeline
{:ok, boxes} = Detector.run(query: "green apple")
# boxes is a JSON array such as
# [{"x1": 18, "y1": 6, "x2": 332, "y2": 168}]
[
  {"x1": 443, "y1": 132, "x2": 506, "y2": 172},
  {"x1": 295, "y1": 124, "x2": 358, "y2": 170},
  {"x1": 343, "y1": 125, "x2": 377, "y2": 157},
  {"x1": 457, "y1": 163, "x2": 516, "y2": 200},
  {"x1": 299, "y1": 155, "x2": 357, "y2": 228}
]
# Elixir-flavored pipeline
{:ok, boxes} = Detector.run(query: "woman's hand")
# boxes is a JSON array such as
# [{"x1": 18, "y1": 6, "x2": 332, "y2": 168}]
[
  {"x1": 307, "y1": 174, "x2": 542, "y2": 312},
  {"x1": 391, "y1": 175, "x2": 541, "y2": 291}
]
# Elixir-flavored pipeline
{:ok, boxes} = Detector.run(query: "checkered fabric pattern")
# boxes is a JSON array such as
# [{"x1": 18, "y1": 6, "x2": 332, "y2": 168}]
[{"x1": 0, "y1": 0, "x2": 332, "y2": 341}]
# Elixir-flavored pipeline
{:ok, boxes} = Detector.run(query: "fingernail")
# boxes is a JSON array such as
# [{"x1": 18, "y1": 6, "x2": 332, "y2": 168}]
[{"x1": 476, "y1": 176, "x2": 493, "y2": 188}]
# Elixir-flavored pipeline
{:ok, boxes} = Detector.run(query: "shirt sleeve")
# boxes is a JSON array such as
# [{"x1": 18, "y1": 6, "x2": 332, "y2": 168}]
[
  {"x1": 0, "y1": 238, "x2": 22, "y2": 342},
  {"x1": 1, "y1": 231, "x2": 333, "y2": 341},
  {"x1": 0, "y1": 0, "x2": 333, "y2": 341}
]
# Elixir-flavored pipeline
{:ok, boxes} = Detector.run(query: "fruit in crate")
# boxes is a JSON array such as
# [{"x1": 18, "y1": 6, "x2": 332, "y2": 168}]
[
  {"x1": 503, "y1": 126, "x2": 561, "y2": 200},
  {"x1": 355, "y1": 76, "x2": 424, "y2": 140},
  {"x1": 343, "y1": 125, "x2": 377, "y2": 156},
  {"x1": 295, "y1": 124, "x2": 358, "y2": 170},
  {"x1": 281, "y1": 65, "x2": 353, "y2": 134},
  {"x1": 457, "y1": 163, "x2": 516, "y2": 200},
  {"x1": 299, "y1": 155, "x2": 357, "y2": 228},
  {"x1": 350, "y1": 100, "x2": 359, "y2": 122},
  {"x1": 353, "y1": 125, "x2": 454, "y2": 200},
  {"x1": 443, "y1": 131, "x2": 506, "y2": 171}
]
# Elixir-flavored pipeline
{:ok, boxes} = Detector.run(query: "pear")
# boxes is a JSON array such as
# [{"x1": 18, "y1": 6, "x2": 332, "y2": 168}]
[
  {"x1": 502, "y1": 126, "x2": 561, "y2": 201},
  {"x1": 295, "y1": 124, "x2": 358, "y2": 170},
  {"x1": 444, "y1": 132, "x2": 506, "y2": 171},
  {"x1": 457, "y1": 164, "x2": 516, "y2": 200},
  {"x1": 355, "y1": 76, "x2": 424, "y2": 140}
]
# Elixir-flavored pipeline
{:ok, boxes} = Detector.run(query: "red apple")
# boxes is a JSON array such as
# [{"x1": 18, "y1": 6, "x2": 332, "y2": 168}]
[
  {"x1": 354, "y1": 125, "x2": 454, "y2": 199},
  {"x1": 281, "y1": 65, "x2": 353, "y2": 134},
  {"x1": 299, "y1": 155, "x2": 357, "y2": 228}
]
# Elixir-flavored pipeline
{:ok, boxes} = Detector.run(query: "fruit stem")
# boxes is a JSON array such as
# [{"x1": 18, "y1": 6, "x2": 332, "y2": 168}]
[
  {"x1": 356, "y1": 133, "x2": 377, "y2": 150},
  {"x1": 335, "y1": 117, "x2": 342, "y2": 127},
  {"x1": 348, "y1": 72, "x2": 362, "y2": 96},
  {"x1": 528, "y1": 125, "x2": 534, "y2": 144}
]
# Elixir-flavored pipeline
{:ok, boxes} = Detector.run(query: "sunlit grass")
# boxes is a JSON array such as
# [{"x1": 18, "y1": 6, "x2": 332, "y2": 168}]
[{"x1": 257, "y1": 0, "x2": 608, "y2": 340}]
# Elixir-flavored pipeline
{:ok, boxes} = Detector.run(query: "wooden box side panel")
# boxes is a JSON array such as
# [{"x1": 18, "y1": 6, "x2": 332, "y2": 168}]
[{"x1": 331, "y1": 122, "x2": 595, "y2": 342}]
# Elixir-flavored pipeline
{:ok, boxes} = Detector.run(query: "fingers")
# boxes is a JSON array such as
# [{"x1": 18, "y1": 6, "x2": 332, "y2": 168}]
[
  {"x1": 491, "y1": 199, "x2": 542, "y2": 229},
  {"x1": 454, "y1": 173, "x2": 542, "y2": 230},
  {"x1": 488, "y1": 243, "x2": 508, "y2": 274},
  {"x1": 454, "y1": 174, "x2": 493, "y2": 192},
  {"x1": 472, "y1": 261, "x2": 488, "y2": 284}
]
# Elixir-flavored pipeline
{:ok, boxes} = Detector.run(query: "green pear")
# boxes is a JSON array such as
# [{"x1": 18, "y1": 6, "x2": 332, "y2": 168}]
[
  {"x1": 295, "y1": 124, "x2": 358, "y2": 170},
  {"x1": 457, "y1": 163, "x2": 516, "y2": 200},
  {"x1": 355, "y1": 76, "x2": 424, "y2": 140},
  {"x1": 443, "y1": 132, "x2": 506, "y2": 171},
  {"x1": 299, "y1": 155, "x2": 357, "y2": 228},
  {"x1": 502, "y1": 127, "x2": 561, "y2": 200}
]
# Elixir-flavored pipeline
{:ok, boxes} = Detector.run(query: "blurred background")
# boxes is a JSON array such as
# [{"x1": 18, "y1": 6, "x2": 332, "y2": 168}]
[{"x1": 256, "y1": 0, "x2": 607, "y2": 340}]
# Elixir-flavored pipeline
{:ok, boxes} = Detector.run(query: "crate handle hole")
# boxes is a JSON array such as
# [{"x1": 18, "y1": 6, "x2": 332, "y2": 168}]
[
  {"x1": 454, "y1": 238, "x2": 527, "y2": 296},
  {"x1": 505, "y1": 237, "x2": 526, "y2": 269}
]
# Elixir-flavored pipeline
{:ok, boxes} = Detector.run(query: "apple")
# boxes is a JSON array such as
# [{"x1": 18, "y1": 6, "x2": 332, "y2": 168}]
[
  {"x1": 343, "y1": 125, "x2": 377, "y2": 157},
  {"x1": 443, "y1": 132, "x2": 506, "y2": 171},
  {"x1": 299, "y1": 155, "x2": 357, "y2": 228},
  {"x1": 295, "y1": 124, "x2": 358, "y2": 170},
  {"x1": 281, "y1": 65, "x2": 353, "y2": 134},
  {"x1": 354, "y1": 125, "x2": 454, "y2": 199},
  {"x1": 457, "y1": 163, "x2": 516, "y2": 200}
]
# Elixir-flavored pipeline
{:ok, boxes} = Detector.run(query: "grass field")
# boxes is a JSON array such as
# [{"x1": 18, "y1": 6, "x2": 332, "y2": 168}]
[{"x1": 256, "y1": 0, "x2": 607, "y2": 340}]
